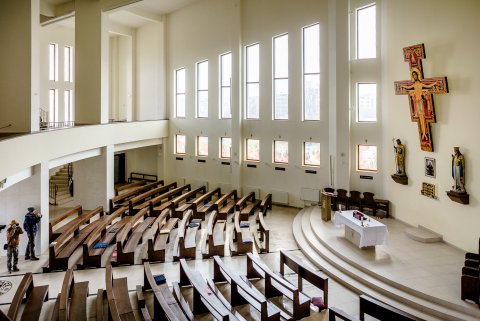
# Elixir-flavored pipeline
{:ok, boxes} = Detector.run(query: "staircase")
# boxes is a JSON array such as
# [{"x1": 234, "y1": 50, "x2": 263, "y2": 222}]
[{"x1": 49, "y1": 164, "x2": 74, "y2": 207}]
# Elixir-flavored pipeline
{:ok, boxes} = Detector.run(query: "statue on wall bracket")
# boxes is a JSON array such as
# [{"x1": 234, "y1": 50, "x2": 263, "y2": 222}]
[
  {"x1": 446, "y1": 147, "x2": 469, "y2": 204},
  {"x1": 391, "y1": 138, "x2": 408, "y2": 185},
  {"x1": 394, "y1": 44, "x2": 449, "y2": 152}
]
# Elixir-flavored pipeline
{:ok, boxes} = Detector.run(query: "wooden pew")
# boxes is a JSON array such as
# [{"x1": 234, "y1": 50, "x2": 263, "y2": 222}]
[
  {"x1": 109, "y1": 180, "x2": 164, "y2": 213},
  {"x1": 359, "y1": 295, "x2": 426, "y2": 321},
  {"x1": 173, "y1": 209, "x2": 200, "y2": 260},
  {"x1": 205, "y1": 278, "x2": 249, "y2": 321},
  {"x1": 461, "y1": 266, "x2": 479, "y2": 306},
  {"x1": 279, "y1": 250, "x2": 328, "y2": 310},
  {"x1": 51, "y1": 269, "x2": 89, "y2": 321},
  {"x1": 0, "y1": 273, "x2": 49, "y2": 321},
  {"x1": 49, "y1": 205, "x2": 83, "y2": 242},
  {"x1": 202, "y1": 210, "x2": 226, "y2": 258},
  {"x1": 136, "y1": 285, "x2": 152, "y2": 321},
  {"x1": 236, "y1": 192, "x2": 261, "y2": 221},
  {"x1": 188, "y1": 187, "x2": 222, "y2": 220},
  {"x1": 328, "y1": 307, "x2": 360, "y2": 321},
  {"x1": 178, "y1": 258, "x2": 242, "y2": 321},
  {"x1": 143, "y1": 262, "x2": 189, "y2": 321},
  {"x1": 113, "y1": 207, "x2": 152, "y2": 265},
  {"x1": 213, "y1": 256, "x2": 280, "y2": 321},
  {"x1": 171, "y1": 282, "x2": 196, "y2": 321},
  {"x1": 96, "y1": 289, "x2": 108, "y2": 321},
  {"x1": 115, "y1": 180, "x2": 147, "y2": 196},
  {"x1": 151, "y1": 184, "x2": 192, "y2": 215},
  {"x1": 81, "y1": 207, "x2": 129, "y2": 269},
  {"x1": 172, "y1": 185, "x2": 207, "y2": 218},
  {"x1": 46, "y1": 207, "x2": 104, "y2": 272},
  {"x1": 105, "y1": 265, "x2": 135, "y2": 321},
  {"x1": 145, "y1": 209, "x2": 179, "y2": 262},
  {"x1": 130, "y1": 182, "x2": 183, "y2": 214},
  {"x1": 254, "y1": 195, "x2": 271, "y2": 253},
  {"x1": 215, "y1": 190, "x2": 238, "y2": 218},
  {"x1": 230, "y1": 211, "x2": 253, "y2": 256},
  {"x1": 246, "y1": 253, "x2": 310, "y2": 320},
  {"x1": 128, "y1": 182, "x2": 177, "y2": 214}
]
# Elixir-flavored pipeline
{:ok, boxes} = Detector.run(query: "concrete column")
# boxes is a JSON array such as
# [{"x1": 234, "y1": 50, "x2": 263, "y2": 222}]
[
  {"x1": 0, "y1": 0, "x2": 40, "y2": 133},
  {"x1": 75, "y1": 0, "x2": 109, "y2": 125}
]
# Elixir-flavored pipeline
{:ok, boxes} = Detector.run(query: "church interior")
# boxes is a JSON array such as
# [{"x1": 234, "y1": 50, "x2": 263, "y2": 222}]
[{"x1": 1, "y1": 0, "x2": 480, "y2": 320}]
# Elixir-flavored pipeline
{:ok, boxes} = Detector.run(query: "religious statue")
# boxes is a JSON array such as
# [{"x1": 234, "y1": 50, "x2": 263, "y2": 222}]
[
  {"x1": 391, "y1": 138, "x2": 408, "y2": 185},
  {"x1": 451, "y1": 147, "x2": 465, "y2": 193}
]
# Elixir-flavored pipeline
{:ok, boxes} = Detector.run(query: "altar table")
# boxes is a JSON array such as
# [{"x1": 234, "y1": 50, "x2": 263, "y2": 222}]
[{"x1": 333, "y1": 210, "x2": 388, "y2": 248}]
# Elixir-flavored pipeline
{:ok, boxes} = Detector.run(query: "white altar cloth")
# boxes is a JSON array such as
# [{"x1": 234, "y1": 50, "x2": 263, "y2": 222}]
[{"x1": 333, "y1": 210, "x2": 388, "y2": 247}]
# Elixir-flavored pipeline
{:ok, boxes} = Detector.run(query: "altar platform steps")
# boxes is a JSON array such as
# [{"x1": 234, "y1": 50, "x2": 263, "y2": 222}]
[{"x1": 292, "y1": 206, "x2": 480, "y2": 321}]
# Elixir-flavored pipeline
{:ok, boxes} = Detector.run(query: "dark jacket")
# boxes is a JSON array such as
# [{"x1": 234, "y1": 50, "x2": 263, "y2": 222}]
[{"x1": 23, "y1": 212, "x2": 41, "y2": 234}]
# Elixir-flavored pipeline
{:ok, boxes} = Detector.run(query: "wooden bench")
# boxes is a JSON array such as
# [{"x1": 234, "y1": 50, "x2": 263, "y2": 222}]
[
  {"x1": 128, "y1": 172, "x2": 158, "y2": 183},
  {"x1": 328, "y1": 307, "x2": 360, "y2": 321},
  {"x1": 236, "y1": 192, "x2": 261, "y2": 221},
  {"x1": 215, "y1": 189, "x2": 238, "y2": 218},
  {"x1": 359, "y1": 295, "x2": 426, "y2": 321},
  {"x1": 205, "y1": 278, "x2": 250, "y2": 321},
  {"x1": 279, "y1": 250, "x2": 328, "y2": 310},
  {"x1": 188, "y1": 187, "x2": 221, "y2": 220},
  {"x1": 145, "y1": 209, "x2": 179, "y2": 262},
  {"x1": 171, "y1": 282, "x2": 196, "y2": 321},
  {"x1": 254, "y1": 194, "x2": 272, "y2": 253},
  {"x1": 80, "y1": 207, "x2": 129, "y2": 269},
  {"x1": 96, "y1": 289, "x2": 108, "y2": 321},
  {"x1": 105, "y1": 265, "x2": 136, "y2": 321},
  {"x1": 128, "y1": 182, "x2": 177, "y2": 214},
  {"x1": 246, "y1": 252, "x2": 311, "y2": 320},
  {"x1": 461, "y1": 266, "x2": 479, "y2": 306},
  {"x1": 143, "y1": 262, "x2": 189, "y2": 321},
  {"x1": 0, "y1": 273, "x2": 49, "y2": 321},
  {"x1": 213, "y1": 256, "x2": 280, "y2": 321},
  {"x1": 150, "y1": 184, "x2": 192, "y2": 215},
  {"x1": 50, "y1": 269, "x2": 89, "y2": 321},
  {"x1": 49, "y1": 205, "x2": 83, "y2": 242},
  {"x1": 172, "y1": 185, "x2": 207, "y2": 218},
  {"x1": 109, "y1": 180, "x2": 164, "y2": 213},
  {"x1": 115, "y1": 180, "x2": 147, "y2": 196},
  {"x1": 46, "y1": 207, "x2": 104, "y2": 272},
  {"x1": 113, "y1": 207, "x2": 153, "y2": 265},
  {"x1": 129, "y1": 182, "x2": 181, "y2": 214},
  {"x1": 230, "y1": 211, "x2": 253, "y2": 256},
  {"x1": 173, "y1": 209, "x2": 200, "y2": 260},
  {"x1": 136, "y1": 285, "x2": 152, "y2": 321},
  {"x1": 178, "y1": 258, "x2": 242, "y2": 321},
  {"x1": 202, "y1": 210, "x2": 226, "y2": 258}
]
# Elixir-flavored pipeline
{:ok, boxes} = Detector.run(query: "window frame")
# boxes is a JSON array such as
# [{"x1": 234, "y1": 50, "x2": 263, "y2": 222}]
[
  {"x1": 356, "y1": 82, "x2": 377, "y2": 122},
  {"x1": 49, "y1": 43, "x2": 58, "y2": 82},
  {"x1": 196, "y1": 60, "x2": 209, "y2": 118},
  {"x1": 196, "y1": 136, "x2": 209, "y2": 157},
  {"x1": 174, "y1": 68, "x2": 186, "y2": 118},
  {"x1": 64, "y1": 90, "x2": 73, "y2": 122},
  {"x1": 245, "y1": 138, "x2": 260, "y2": 162},
  {"x1": 303, "y1": 141, "x2": 321, "y2": 167},
  {"x1": 220, "y1": 137, "x2": 232, "y2": 159},
  {"x1": 175, "y1": 134, "x2": 186, "y2": 155},
  {"x1": 273, "y1": 140, "x2": 289, "y2": 164},
  {"x1": 49, "y1": 89, "x2": 58, "y2": 123},
  {"x1": 302, "y1": 23, "x2": 321, "y2": 121},
  {"x1": 273, "y1": 33, "x2": 289, "y2": 120},
  {"x1": 220, "y1": 52, "x2": 232, "y2": 119},
  {"x1": 357, "y1": 144, "x2": 378, "y2": 172},
  {"x1": 64, "y1": 46, "x2": 73, "y2": 82},
  {"x1": 356, "y1": 3, "x2": 377, "y2": 60},
  {"x1": 245, "y1": 43, "x2": 260, "y2": 120}
]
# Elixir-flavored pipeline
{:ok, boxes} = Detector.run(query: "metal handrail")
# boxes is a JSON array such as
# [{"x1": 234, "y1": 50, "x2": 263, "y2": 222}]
[
  {"x1": 40, "y1": 121, "x2": 75, "y2": 130},
  {"x1": 67, "y1": 163, "x2": 73, "y2": 196},
  {"x1": 49, "y1": 181, "x2": 58, "y2": 205}
]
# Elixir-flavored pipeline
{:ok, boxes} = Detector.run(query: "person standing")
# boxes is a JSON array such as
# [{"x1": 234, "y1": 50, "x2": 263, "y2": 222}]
[
  {"x1": 23, "y1": 207, "x2": 42, "y2": 260},
  {"x1": 6, "y1": 220, "x2": 23, "y2": 273}
]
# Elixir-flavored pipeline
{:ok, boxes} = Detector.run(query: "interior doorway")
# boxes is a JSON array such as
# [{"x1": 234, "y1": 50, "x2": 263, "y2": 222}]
[{"x1": 114, "y1": 153, "x2": 126, "y2": 184}]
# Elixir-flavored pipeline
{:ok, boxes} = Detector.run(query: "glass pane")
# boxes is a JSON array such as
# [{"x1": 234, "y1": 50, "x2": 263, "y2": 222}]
[
  {"x1": 198, "y1": 136, "x2": 208, "y2": 157},
  {"x1": 246, "y1": 139, "x2": 260, "y2": 161},
  {"x1": 49, "y1": 89, "x2": 55, "y2": 122},
  {"x1": 274, "y1": 79, "x2": 288, "y2": 120},
  {"x1": 358, "y1": 83, "x2": 377, "y2": 122},
  {"x1": 357, "y1": 5, "x2": 376, "y2": 59},
  {"x1": 176, "y1": 94, "x2": 185, "y2": 118},
  {"x1": 274, "y1": 34, "x2": 288, "y2": 78},
  {"x1": 64, "y1": 90, "x2": 71, "y2": 122},
  {"x1": 221, "y1": 53, "x2": 232, "y2": 87},
  {"x1": 246, "y1": 83, "x2": 260, "y2": 119},
  {"x1": 198, "y1": 61, "x2": 208, "y2": 90},
  {"x1": 176, "y1": 68, "x2": 185, "y2": 93},
  {"x1": 49, "y1": 44, "x2": 57, "y2": 81},
  {"x1": 303, "y1": 24, "x2": 320, "y2": 73},
  {"x1": 221, "y1": 137, "x2": 232, "y2": 159},
  {"x1": 197, "y1": 91, "x2": 208, "y2": 117},
  {"x1": 358, "y1": 145, "x2": 377, "y2": 171},
  {"x1": 304, "y1": 142, "x2": 320, "y2": 166},
  {"x1": 304, "y1": 74, "x2": 320, "y2": 120},
  {"x1": 64, "y1": 46, "x2": 71, "y2": 82},
  {"x1": 246, "y1": 44, "x2": 259, "y2": 83},
  {"x1": 274, "y1": 141, "x2": 289, "y2": 164},
  {"x1": 176, "y1": 135, "x2": 186, "y2": 154},
  {"x1": 221, "y1": 87, "x2": 231, "y2": 119}
]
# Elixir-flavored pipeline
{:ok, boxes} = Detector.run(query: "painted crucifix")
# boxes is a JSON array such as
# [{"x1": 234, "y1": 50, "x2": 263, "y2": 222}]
[{"x1": 394, "y1": 44, "x2": 448, "y2": 152}]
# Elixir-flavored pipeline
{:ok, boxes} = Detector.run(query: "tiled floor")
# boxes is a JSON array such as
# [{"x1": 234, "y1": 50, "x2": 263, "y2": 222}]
[{"x1": 0, "y1": 205, "x2": 475, "y2": 321}]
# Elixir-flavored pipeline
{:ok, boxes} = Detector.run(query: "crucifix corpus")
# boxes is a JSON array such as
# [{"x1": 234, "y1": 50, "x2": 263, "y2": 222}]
[{"x1": 394, "y1": 44, "x2": 448, "y2": 152}]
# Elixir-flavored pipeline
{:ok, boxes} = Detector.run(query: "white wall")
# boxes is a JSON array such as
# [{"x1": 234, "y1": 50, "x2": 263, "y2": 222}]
[
  {"x1": 124, "y1": 145, "x2": 160, "y2": 178},
  {"x1": 382, "y1": 0, "x2": 480, "y2": 251}
]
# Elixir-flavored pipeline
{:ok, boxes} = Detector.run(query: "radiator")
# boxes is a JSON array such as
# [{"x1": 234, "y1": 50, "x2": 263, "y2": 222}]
[
  {"x1": 243, "y1": 186, "x2": 260, "y2": 199},
  {"x1": 300, "y1": 188, "x2": 320, "y2": 202},
  {"x1": 271, "y1": 190, "x2": 289, "y2": 205},
  {"x1": 187, "y1": 179, "x2": 208, "y2": 190}
]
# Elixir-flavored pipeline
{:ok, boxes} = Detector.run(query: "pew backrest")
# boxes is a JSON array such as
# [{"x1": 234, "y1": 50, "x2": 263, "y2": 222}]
[
  {"x1": 359, "y1": 295, "x2": 426, "y2": 321},
  {"x1": 236, "y1": 192, "x2": 255, "y2": 211}
]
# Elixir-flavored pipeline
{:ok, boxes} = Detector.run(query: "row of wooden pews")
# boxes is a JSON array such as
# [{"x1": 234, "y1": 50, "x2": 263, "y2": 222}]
[{"x1": 110, "y1": 180, "x2": 165, "y2": 213}]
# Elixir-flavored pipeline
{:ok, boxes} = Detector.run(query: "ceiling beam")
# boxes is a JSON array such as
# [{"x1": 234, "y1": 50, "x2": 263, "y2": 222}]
[
  {"x1": 101, "y1": 0, "x2": 143, "y2": 13},
  {"x1": 125, "y1": 7, "x2": 163, "y2": 23}
]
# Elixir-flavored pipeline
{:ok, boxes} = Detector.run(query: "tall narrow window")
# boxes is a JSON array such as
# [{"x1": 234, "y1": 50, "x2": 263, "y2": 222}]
[
  {"x1": 220, "y1": 137, "x2": 232, "y2": 159},
  {"x1": 197, "y1": 60, "x2": 209, "y2": 118},
  {"x1": 246, "y1": 139, "x2": 260, "y2": 161},
  {"x1": 357, "y1": 83, "x2": 377, "y2": 122},
  {"x1": 274, "y1": 140, "x2": 289, "y2": 164},
  {"x1": 357, "y1": 145, "x2": 377, "y2": 171},
  {"x1": 302, "y1": 23, "x2": 320, "y2": 121},
  {"x1": 175, "y1": 135, "x2": 186, "y2": 154},
  {"x1": 304, "y1": 142, "x2": 321, "y2": 166},
  {"x1": 49, "y1": 43, "x2": 58, "y2": 81},
  {"x1": 245, "y1": 44, "x2": 260, "y2": 119},
  {"x1": 197, "y1": 136, "x2": 209, "y2": 157},
  {"x1": 273, "y1": 34, "x2": 289, "y2": 120},
  {"x1": 49, "y1": 89, "x2": 58, "y2": 123},
  {"x1": 175, "y1": 68, "x2": 186, "y2": 118},
  {"x1": 64, "y1": 90, "x2": 73, "y2": 123},
  {"x1": 357, "y1": 4, "x2": 376, "y2": 59},
  {"x1": 220, "y1": 53, "x2": 232, "y2": 119},
  {"x1": 64, "y1": 46, "x2": 73, "y2": 82}
]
